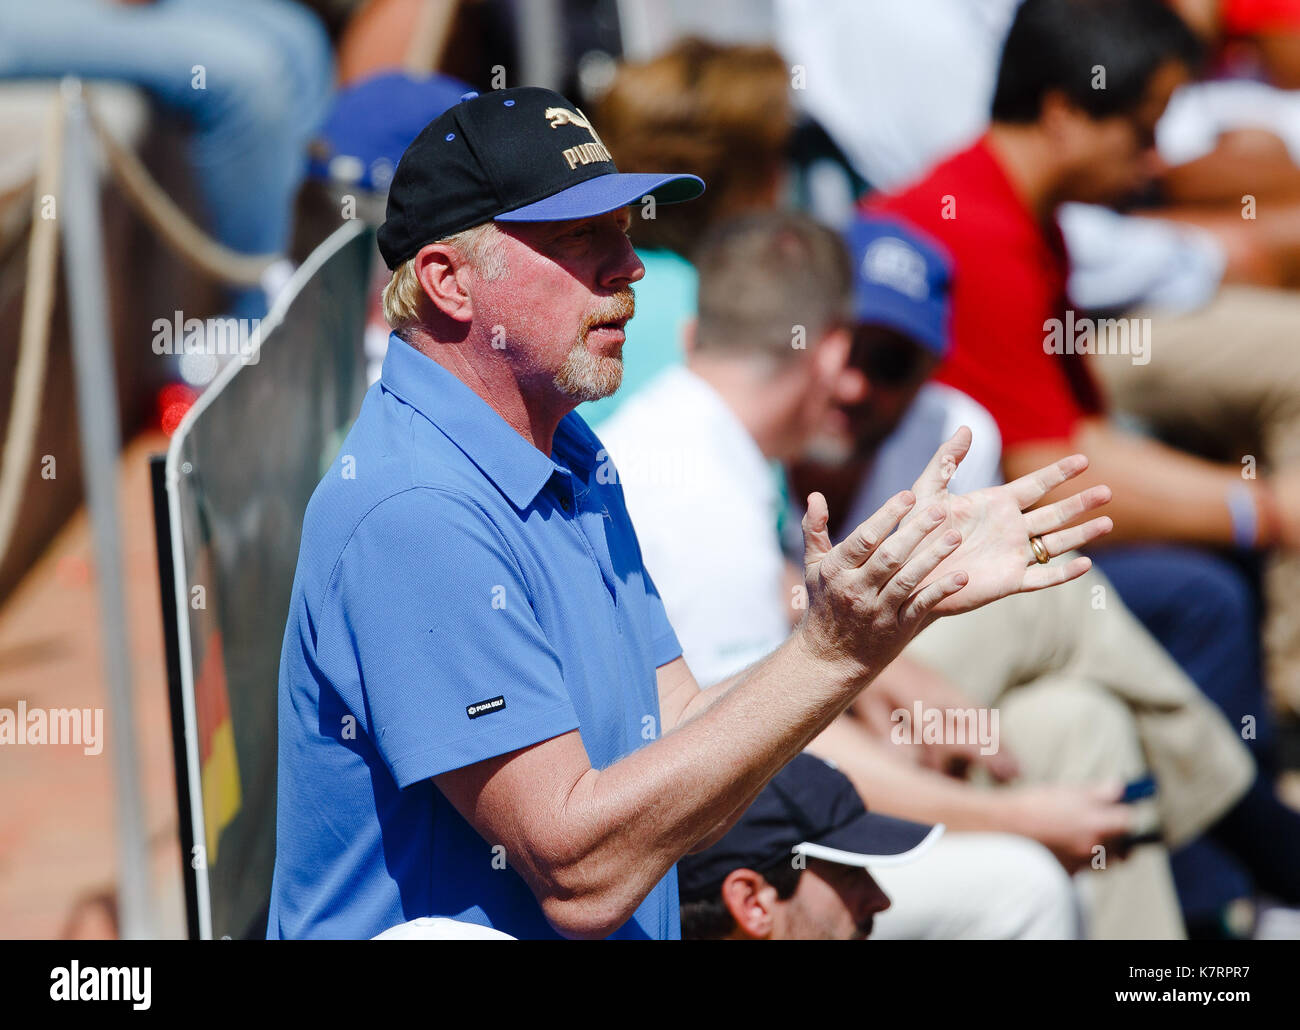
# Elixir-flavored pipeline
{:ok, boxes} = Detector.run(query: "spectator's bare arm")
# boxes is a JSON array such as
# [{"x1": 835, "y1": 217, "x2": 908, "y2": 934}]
[
  {"x1": 1003, "y1": 417, "x2": 1287, "y2": 546},
  {"x1": 1157, "y1": 128, "x2": 1300, "y2": 205},
  {"x1": 807, "y1": 715, "x2": 1134, "y2": 873},
  {"x1": 852, "y1": 656, "x2": 1020, "y2": 783}
]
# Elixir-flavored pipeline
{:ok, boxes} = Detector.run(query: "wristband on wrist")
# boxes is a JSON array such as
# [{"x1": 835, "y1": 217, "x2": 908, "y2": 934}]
[
  {"x1": 1226, "y1": 483, "x2": 1258, "y2": 549},
  {"x1": 1228, "y1": 480, "x2": 1282, "y2": 550}
]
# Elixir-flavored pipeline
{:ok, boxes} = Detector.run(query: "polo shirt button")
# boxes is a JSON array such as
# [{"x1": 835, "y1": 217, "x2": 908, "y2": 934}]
[{"x1": 559, "y1": 496, "x2": 570, "y2": 511}]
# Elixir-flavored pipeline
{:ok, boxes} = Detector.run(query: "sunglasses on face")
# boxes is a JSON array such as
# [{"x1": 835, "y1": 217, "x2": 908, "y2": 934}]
[{"x1": 851, "y1": 332, "x2": 929, "y2": 387}]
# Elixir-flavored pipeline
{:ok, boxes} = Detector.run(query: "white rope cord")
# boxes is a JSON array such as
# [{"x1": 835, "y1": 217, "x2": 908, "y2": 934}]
[
  {"x1": 0, "y1": 85, "x2": 287, "y2": 573},
  {"x1": 0, "y1": 91, "x2": 65, "y2": 572}
]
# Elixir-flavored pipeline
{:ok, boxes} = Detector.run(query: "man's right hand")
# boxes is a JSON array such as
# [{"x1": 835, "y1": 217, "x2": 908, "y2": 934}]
[
  {"x1": 798, "y1": 488, "x2": 968, "y2": 678},
  {"x1": 1001, "y1": 783, "x2": 1137, "y2": 873}
]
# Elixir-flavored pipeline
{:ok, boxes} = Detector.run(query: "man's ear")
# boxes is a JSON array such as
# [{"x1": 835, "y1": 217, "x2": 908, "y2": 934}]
[
  {"x1": 1039, "y1": 91, "x2": 1090, "y2": 154},
  {"x1": 681, "y1": 317, "x2": 698, "y2": 357},
  {"x1": 414, "y1": 243, "x2": 475, "y2": 324},
  {"x1": 719, "y1": 868, "x2": 779, "y2": 939}
]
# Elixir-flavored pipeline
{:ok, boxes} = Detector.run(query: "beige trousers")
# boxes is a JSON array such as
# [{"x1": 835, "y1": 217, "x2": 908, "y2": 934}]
[
  {"x1": 1089, "y1": 285, "x2": 1300, "y2": 712},
  {"x1": 902, "y1": 566, "x2": 1255, "y2": 940}
]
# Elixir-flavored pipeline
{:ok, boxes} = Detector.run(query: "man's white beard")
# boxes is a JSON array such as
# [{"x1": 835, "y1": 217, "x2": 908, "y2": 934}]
[
  {"x1": 554, "y1": 335, "x2": 623, "y2": 402},
  {"x1": 800, "y1": 429, "x2": 856, "y2": 467}
]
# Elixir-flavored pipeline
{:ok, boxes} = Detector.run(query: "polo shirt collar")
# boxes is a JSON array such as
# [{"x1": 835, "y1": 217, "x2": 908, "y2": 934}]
[{"x1": 381, "y1": 334, "x2": 594, "y2": 509}]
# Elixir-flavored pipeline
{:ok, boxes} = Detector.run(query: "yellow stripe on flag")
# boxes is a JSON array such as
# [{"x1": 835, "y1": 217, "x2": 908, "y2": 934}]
[{"x1": 201, "y1": 719, "x2": 241, "y2": 866}]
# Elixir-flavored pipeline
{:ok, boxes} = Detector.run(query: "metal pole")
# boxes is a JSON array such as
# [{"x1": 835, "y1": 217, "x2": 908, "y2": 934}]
[{"x1": 59, "y1": 77, "x2": 153, "y2": 940}]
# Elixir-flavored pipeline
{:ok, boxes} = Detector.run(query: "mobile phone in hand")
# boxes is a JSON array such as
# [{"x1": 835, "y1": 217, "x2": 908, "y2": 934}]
[{"x1": 1120, "y1": 775, "x2": 1157, "y2": 804}]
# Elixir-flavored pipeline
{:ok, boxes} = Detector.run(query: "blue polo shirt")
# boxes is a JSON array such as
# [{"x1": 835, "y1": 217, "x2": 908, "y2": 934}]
[{"x1": 267, "y1": 335, "x2": 683, "y2": 940}]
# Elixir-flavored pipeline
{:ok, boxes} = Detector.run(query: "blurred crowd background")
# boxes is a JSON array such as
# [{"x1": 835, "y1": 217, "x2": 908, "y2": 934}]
[{"x1": 5, "y1": 0, "x2": 1300, "y2": 940}]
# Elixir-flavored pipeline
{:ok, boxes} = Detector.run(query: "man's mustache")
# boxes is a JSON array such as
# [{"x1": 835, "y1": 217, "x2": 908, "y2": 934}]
[{"x1": 581, "y1": 288, "x2": 636, "y2": 334}]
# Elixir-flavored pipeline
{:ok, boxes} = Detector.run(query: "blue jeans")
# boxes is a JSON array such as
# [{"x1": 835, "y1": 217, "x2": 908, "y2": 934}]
[{"x1": 0, "y1": 0, "x2": 334, "y2": 311}]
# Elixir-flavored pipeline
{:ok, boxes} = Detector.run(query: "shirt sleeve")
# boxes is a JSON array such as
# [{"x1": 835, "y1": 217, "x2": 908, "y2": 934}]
[
  {"x1": 640, "y1": 563, "x2": 683, "y2": 669},
  {"x1": 319, "y1": 487, "x2": 581, "y2": 788},
  {"x1": 593, "y1": 424, "x2": 684, "y2": 671}
]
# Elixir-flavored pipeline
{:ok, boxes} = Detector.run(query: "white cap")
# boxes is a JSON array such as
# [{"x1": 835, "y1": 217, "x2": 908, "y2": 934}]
[{"x1": 371, "y1": 917, "x2": 516, "y2": 940}]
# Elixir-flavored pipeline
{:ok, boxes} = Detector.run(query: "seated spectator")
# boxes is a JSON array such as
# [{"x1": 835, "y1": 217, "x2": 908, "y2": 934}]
[
  {"x1": 801, "y1": 213, "x2": 1300, "y2": 935},
  {"x1": 867, "y1": 1, "x2": 1300, "y2": 731},
  {"x1": 775, "y1": 0, "x2": 1300, "y2": 646},
  {"x1": 795, "y1": 215, "x2": 1005, "y2": 530},
  {"x1": 678, "y1": 753, "x2": 940, "y2": 941},
  {"x1": 599, "y1": 210, "x2": 1255, "y2": 938},
  {"x1": 0, "y1": 0, "x2": 335, "y2": 321},
  {"x1": 271, "y1": 84, "x2": 1117, "y2": 941},
  {"x1": 772, "y1": 0, "x2": 1286, "y2": 304}
]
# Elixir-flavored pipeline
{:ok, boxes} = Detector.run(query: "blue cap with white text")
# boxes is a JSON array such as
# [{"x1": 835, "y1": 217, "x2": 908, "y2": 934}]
[{"x1": 846, "y1": 214, "x2": 954, "y2": 358}]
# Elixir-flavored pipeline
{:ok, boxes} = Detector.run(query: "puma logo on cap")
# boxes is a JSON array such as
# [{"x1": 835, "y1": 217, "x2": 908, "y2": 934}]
[{"x1": 545, "y1": 106, "x2": 613, "y2": 170}]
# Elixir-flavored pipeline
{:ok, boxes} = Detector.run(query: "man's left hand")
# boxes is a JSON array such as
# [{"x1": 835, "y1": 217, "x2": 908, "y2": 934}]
[{"x1": 907, "y1": 427, "x2": 1113, "y2": 620}]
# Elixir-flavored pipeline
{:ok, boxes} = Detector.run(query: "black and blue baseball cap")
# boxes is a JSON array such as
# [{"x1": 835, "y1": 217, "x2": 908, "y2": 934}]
[
  {"x1": 377, "y1": 85, "x2": 705, "y2": 269},
  {"x1": 677, "y1": 753, "x2": 944, "y2": 901},
  {"x1": 846, "y1": 214, "x2": 954, "y2": 359}
]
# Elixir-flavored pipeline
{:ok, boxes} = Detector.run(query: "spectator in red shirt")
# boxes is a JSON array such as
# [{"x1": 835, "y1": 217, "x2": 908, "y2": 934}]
[
  {"x1": 871, "y1": 137, "x2": 1103, "y2": 455},
  {"x1": 866, "y1": 0, "x2": 1296, "y2": 647},
  {"x1": 870, "y1": 0, "x2": 1300, "y2": 919}
]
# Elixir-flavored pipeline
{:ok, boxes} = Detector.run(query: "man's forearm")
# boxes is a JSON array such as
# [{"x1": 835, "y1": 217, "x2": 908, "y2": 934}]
[
  {"x1": 682, "y1": 661, "x2": 839, "y2": 852},
  {"x1": 1158, "y1": 147, "x2": 1300, "y2": 205},
  {"x1": 669, "y1": 660, "x2": 774, "y2": 852},
  {"x1": 553, "y1": 631, "x2": 875, "y2": 932},
  {"x1": 673, "y1": 663, "x2": 758, "y2": 727}
]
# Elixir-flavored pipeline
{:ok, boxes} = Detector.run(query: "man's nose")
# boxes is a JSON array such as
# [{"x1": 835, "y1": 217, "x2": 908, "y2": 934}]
[
  {"x1": 601, "y1": 230, "x2": 645, "y2": 290},
  {"x1": 857, "y1": 876, "x2": 891, "y2": 921},
  {"x1": 835, "y1": 367, "x2": 869, "y2": 405}
]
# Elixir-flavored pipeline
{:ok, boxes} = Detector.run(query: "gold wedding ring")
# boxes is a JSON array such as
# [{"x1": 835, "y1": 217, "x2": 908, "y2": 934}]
[{"x1": 1029, "y1": 535, "x2": 1050, "y2": 565}]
